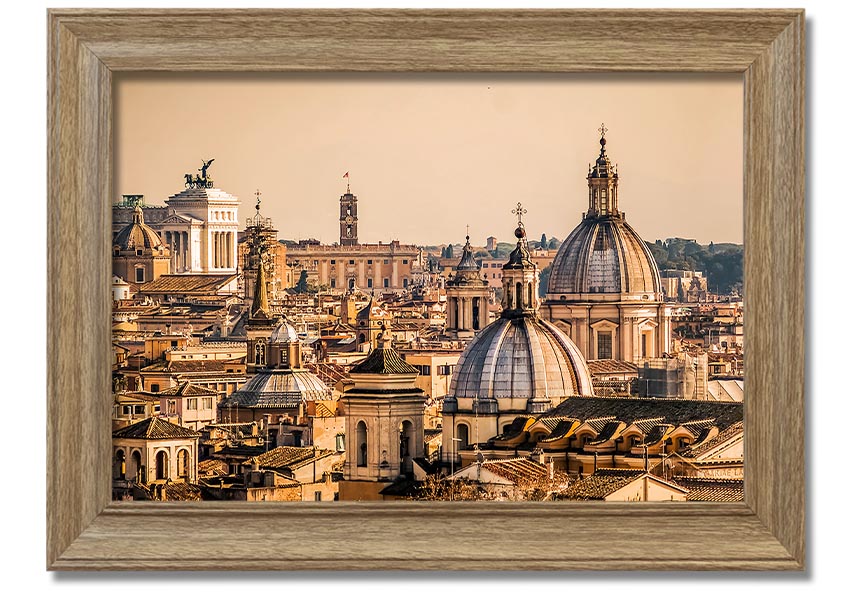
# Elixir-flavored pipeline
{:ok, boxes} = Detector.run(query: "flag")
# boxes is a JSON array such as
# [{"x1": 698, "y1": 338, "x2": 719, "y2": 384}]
[{"x1": 343, "y1": 172, "x2": 349, "y2": 178}]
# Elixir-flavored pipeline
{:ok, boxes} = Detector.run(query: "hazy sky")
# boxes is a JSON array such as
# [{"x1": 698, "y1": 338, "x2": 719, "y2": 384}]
[{"x1": 114, "y1": 73, "x2": 743, "y2": 246}]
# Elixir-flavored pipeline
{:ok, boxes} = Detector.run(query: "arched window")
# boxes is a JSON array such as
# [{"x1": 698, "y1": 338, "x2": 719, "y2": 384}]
[
  {"x1": 255, "y1": 341, "x2": 266, "y2": 366},
  {"x1": 456, "y1": 423, "x2": 470, "y2": 450},
  {"x1": 114, "y1": 449, "x2": 126, "y2": 480},
  {"x1": 155, "y1": 450, "x2": 169, "y2": 480},
  {"x1": 358, "y1": 333, "x2": 366, "y2": 344},
  {"x1": 528, "y1": 282, "x2": 534, "y2": 307},
  {"x1": 356, "y1": 421, "x2": 368, "y2": 467},
  {"x1": 131, "y1": 450, "x2": 143, "y2": 483},
  {"x1": 399, "y1": 420, "x2": 413, "y2": 458},
  {"x1": 177, "y1": 449, "x2": 189, "y2": 479},
  {"x1": 516, "y1": 282, "x2": 523, "y2": 309}
]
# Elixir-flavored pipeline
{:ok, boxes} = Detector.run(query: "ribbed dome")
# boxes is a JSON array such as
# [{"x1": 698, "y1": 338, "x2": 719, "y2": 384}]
[
  {"x1": 223, "y1": 369, "x2": 331, "y2": 408},
  {"x1": 547, "y1": 217, "x2": 662, "y2": 300},
  {"x1": 269, "y1": 319, "x2": 298, "y2": 343},
  {"x1": 449, "y1": 316, "x2": 594, "y2": 401},
  {"x1": 113, "y1": 206, "x2": 166, "y2": 252}
]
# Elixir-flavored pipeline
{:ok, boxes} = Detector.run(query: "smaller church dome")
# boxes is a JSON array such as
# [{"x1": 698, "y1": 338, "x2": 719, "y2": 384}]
[
  {"x1": 114, "y1": 206, "x2": 166, "y2": 252},
  {"x1": 449, "y1": 316, "x2": 594, "y2": 402},
  {"x1": 269, "y1": 319, "x2": 298, "y2": 343}
]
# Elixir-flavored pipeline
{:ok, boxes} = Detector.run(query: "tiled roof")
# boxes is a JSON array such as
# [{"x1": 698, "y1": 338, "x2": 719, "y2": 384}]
[
  {"x1": 641, "y1": 424, "x2": 674, "y2": 446},
  {"x1": 349, "y1": 346, "x2": 418, "y2": 375},
  {"x1": 142, "y1": 359, "x2": 244, "y2": 373},
  {"x1": 198, "y1": 459, "x2": 229, "y2": 477},
  {"x1": 313, "y1": 402, "x2": 336, "y2": 418},
  {"x1": 493, "y1": 417, "x2": 532, "y2": 440},
  {"x1": 158, "y1": 381, "x2": 218, "y2": 397},
  {"x1": 113, "y1": 416, "x2": 200, "y2": 440},
  {"x1": 582, "y1": 416, "x2": 618, "y2": 433},
  {"x1": 139, "y1": 481, "x2": 203, "y2": 501},
  {"x1": 675, "y1": 477, "x2": 744, "y2": 502},
  {"x1": 585, "y1": 421, "x2": 624, "y2": 445},
  {"x1": 557, "y1": 469, "x2": 644, "y2": 500},
  {"x1": 549, "y1": 397, "x2": 743, "y2": 431},
  {"x1": 139, "y1": 274, "x2": 237, "y2": 294},
  {"x1": 251, "y1": 446, "x2": 335, "y2": 470},
  {"x1": 424, "y1": 428, "x2": 443, "y2": 443},
  {"x1": 586, "y1": 359, "x2": 639, "y2": 375},
  {"x1": 681, "y1": 421, "x2": 744, "y2": 458},
  {"x1": 480, "y1": 458, "x2": 548, "y2": 485},
  {"x1": 538, "y1": 419, "x2": 580, "y2": 443}
]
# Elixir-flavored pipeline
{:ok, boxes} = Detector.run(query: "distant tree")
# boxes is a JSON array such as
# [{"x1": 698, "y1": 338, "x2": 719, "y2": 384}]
[
  {"x1": 538, "y1": 264, "x2": 552, "y2": 298},
  {"x1": 445, "y1": 245, "x2": 454, "y2": 259},
  {"x1": 295, "y1": 269, "x2": 309, "y2": 293},
  {"x1": 709, "y1": 241, "x2": 715, "y2": 253},
  {"x1": 548, "y1": 238, "x2": 559, "y2": 250},
  {"x1": 540, "y1": 233, "x2": 548, "y2": 248}
]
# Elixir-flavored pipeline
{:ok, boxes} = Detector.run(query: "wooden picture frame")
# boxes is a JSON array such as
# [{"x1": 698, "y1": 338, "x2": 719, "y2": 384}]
[{"x1": 47, "y1": 9, "x2": 805, "y2": 570}]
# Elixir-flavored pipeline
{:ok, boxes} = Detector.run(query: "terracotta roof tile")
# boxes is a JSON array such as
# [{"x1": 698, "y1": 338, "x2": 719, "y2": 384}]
[{"x1": 113, "y1": 416, "x2": 200, "y2": 440}]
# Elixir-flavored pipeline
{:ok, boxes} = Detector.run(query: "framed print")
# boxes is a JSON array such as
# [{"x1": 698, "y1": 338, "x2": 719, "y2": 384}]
[{"x1": 47, "y1": 9, "x2": 805, "y2": 570}]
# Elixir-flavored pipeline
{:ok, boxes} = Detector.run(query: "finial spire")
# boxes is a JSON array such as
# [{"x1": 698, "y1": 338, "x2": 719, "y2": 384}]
[
  {"x1": 343, "y1": 171, "x2": 350, "y2": 194},
  {"x1": 598, "y1": 123, "x2": 608, "y2": 155},
  {"x1": 511, "y1": 202, "x2": 528, "y2": 233},
  {"x1": 254, "y1": 189, "x2": 262, "y2": 213},
  {"x1": 251, "y1": 249, "x2": 270, "y2": 319}
]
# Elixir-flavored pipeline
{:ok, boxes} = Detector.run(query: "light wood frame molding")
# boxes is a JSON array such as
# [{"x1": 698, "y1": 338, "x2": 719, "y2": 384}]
[{"x1": 47, "y1": 9, "x2": 805, "y2": 571}]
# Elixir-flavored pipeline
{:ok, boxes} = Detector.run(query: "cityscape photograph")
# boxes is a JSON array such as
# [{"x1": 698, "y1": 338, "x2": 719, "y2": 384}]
[{"x1": 110, "y1": 74, "x2": 744, "y2": 502}]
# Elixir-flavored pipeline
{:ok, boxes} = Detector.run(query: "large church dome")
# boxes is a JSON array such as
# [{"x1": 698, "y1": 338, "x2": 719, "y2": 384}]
[
  {"x1": 547, "y1": 128, "x2": 662, "y2": 301},
  {"x1": 547, "y1": 218, "x2": 662, "y2": 300},
  {"x1": 449, "y1": 315, "x2": 594, "y2": 402}
]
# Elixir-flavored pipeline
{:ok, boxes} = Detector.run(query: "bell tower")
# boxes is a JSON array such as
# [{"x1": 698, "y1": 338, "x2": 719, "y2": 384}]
[{"x1": 339, "y1": 181, "x2": 358, "y2": 246}]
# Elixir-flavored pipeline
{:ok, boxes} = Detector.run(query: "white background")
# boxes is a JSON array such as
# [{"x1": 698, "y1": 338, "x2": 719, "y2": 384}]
[{"x1": 2, "y1": 0, "x2": 839, "y2": 597}]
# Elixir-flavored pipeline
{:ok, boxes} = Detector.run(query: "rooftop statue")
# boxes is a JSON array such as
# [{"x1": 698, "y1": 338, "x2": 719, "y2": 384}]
[{"x1": 184, "y1": 158, "x2": 215, "y2": 189}]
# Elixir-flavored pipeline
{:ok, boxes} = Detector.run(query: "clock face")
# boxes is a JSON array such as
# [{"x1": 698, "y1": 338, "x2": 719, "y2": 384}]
[{"x1": 345, "y1": 216, "x2": 354, "y2": 224}]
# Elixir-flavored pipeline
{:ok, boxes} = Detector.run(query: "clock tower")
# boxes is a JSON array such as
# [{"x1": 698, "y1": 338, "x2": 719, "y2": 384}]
[{"x1": 339, "y1": 184, "x2": 358, "y2": 246}]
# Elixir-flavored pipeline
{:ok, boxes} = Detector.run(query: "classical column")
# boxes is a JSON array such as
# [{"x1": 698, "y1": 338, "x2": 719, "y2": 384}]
[
  {"x1": 182, "y1": 232, "x2": 188, "y2": 271},
  {"x1": 227, "y1": 232, "x2": 233, "y2": 269}
]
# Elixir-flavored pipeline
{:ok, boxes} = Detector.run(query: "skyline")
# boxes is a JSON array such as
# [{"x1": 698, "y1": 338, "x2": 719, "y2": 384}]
[{"x1": 115, "y1": 73, "x2": 744, "y2": 246}]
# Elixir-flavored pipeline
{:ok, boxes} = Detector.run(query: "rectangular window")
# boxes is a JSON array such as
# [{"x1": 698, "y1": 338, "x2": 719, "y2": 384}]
[
  {"x1": 417, "y1": 365, "x2": 431, "y2": 376},
  {"x1": 135, "y1": 267, "x2": 145, "y2": 283},
  {"x1": 383, "y1": 278, "x2": 389, "y2": 288},
  {"x1": 367, "y1": 278, "x2": 373, "y2": 288},
  {"x1": 330, "y1": 260, "x2": 336, "y2": 265},
  {"x1": 402, "y1": 259, "x2": 409, "y2": 264},
  {"x1": 403, "y1": 278, "x2": 409, "y2": 287},
  {"x1": 134, "y1": 405, "x2": 145, "y2": 415},
  {"x1": 122, "y1": 405, "x2": 132, "y2": 415},
  {"x1": 314, "y1": 491, "x2": 322, "y2": 501},
  {"x1": 383, "y1": 259, "x2": 389, "y2": 264},
  {"x1": 204, "y1": 397, "x2": 213, "y2": 410},
  {"x1": 349, "y1": 259, "x2": 355, "y2": 265},
  {"x1": 597, "y1": 331, "x2": 613, "y2": 360},
  {"x1": 438, "y1": 365, "x2": 452, "y2": 375},
  {"x1": 641, "y1": 333, "x2": 648, "y2": 358},
  {"x1": 367, "y1": 259, "x2": 373, "y2": 265},
  {"x1": 330, "y1": 278, "x2": 336, "y2": 288},
  {"x1": 187, "y1": 398, "x2": 197, "y2": 410}
]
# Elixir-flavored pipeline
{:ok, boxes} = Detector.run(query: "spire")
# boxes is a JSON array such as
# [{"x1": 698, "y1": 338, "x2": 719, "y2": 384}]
[
  {"x1": 251, "y1": 251, "x2": 270, "y2": 318},
  {"x1": 455, "y1": 231, "x2": 480, "y2": 272},
  {"x1": 132, "y1": 205, "x2": 144, "y2": 224},
  {"x1": 504, "y1": 203, "x2": 533, "y2": 269}
]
